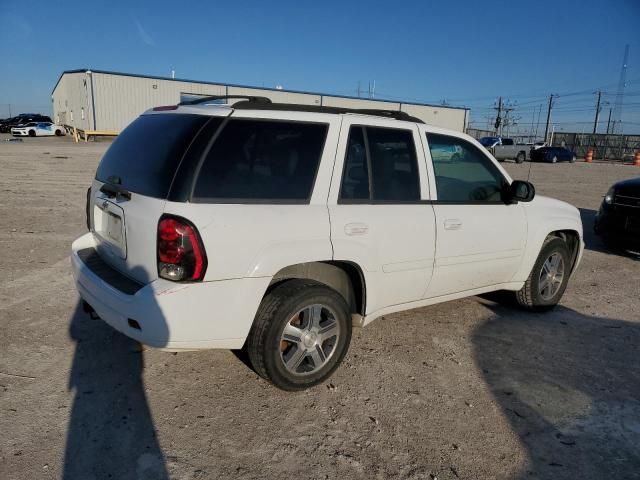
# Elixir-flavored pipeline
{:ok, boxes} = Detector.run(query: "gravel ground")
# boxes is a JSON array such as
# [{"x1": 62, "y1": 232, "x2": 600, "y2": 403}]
[{"x1": 1, "y1": 134, "x2": 639, "y2": 480}]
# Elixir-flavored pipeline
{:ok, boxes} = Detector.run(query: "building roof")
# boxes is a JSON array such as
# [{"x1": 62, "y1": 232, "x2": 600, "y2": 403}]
[{"x1": 52, "y1": 69, "x2": 469, "y2": 111}]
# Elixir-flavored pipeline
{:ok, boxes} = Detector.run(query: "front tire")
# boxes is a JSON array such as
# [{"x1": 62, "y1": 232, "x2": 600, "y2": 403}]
[
  {"x1": 551, "y1": 156, "x2": 558, "y2": 163},
  {"x1": 55, "y1": 129, "x2": 63, "y2": 136},
  {"x1": 570, "y1": 155, "x2": 576, "y2": 163},
  {"x1": 515, "y1": 237, "x2": 571, "y2": 311},
  {"x1": 247, "y1": 280, "x2": 352, "y2": 391},
  {"x1": 28, "y1": 130, "x2": 36, "y2": 137}
]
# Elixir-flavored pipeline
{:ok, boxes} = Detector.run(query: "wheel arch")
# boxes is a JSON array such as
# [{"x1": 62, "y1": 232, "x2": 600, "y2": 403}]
[
  {"x1": 544, "y1": 229, "x2": 581, "y2": 273},
  {"x1": 514, "y1": 225, "x2": 583, "y2": 282},
  {"x1": 268, "y1": 261, "x2": 366, "y2": 321}
]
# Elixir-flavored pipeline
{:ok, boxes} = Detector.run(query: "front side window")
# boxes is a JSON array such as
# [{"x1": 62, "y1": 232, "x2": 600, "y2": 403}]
[
  {"x1": 339, "y1": 126, "x2": 420, "y2": 202},
  {"x1": 426, "y1": 133, "x2": 506, "y2": 203},
  {"x1": 193, "y1": 119, "x2": 328, "y2": 201}
]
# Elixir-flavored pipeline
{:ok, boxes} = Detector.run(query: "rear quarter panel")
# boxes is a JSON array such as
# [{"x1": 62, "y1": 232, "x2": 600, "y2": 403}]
[
  {"x1": 161, "y1": 203, "x2": 334, "y2": 280},
  {"x1": 163, "y1": 111, "x2": 342, "y2": 282}
]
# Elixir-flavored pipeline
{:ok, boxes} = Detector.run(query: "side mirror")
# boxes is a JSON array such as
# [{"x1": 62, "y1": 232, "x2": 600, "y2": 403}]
[{"x1": 510, "y1": 180, "x2": 535, "y2": 202}]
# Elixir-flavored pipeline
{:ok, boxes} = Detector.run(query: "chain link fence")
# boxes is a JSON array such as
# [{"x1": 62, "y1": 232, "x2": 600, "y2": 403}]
[
  {"x1": 467, "y1": 128, "x2": 640, "y2": 163},
  {"x1": 550, "y1": 133, "x2": 640, "y2": 163}
]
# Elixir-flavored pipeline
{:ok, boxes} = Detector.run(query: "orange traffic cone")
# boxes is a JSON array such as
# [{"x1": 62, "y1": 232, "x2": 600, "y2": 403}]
[
  {"x1": 585, "y1": 149, "x2": 593, "y2": 163},
  {"x1": 634, "y1": 151, "x2": 640, "y2": 166}
]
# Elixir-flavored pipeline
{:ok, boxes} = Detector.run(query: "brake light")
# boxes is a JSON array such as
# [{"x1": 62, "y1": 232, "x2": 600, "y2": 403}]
[{"x1": 157, "y1": 215, "x2": 207, "y2": 281}]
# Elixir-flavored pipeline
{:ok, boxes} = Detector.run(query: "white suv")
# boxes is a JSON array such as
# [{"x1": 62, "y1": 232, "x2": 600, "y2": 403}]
[{"x1": 71, "y1": 96, "x2": 584, "y2": 390}]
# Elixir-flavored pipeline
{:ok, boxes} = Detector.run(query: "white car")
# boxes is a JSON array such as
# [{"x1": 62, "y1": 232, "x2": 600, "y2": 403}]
[
  {"x1": 11, "y1": 121, "x2": 65, "y2": 137},
  {"x1": 71, "y1": 97, "x2": 584, "y2": 390}
]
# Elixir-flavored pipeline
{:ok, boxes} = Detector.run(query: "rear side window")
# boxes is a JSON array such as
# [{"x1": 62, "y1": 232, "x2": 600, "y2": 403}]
[
  {"x1": 340, "y1": 127, "x2": 369, "y2": 200},
  {"x1": 340, "y1": 126, "x2": 420, "y2": 203},
  {"x1": 96, "y1": 114, "x2": 210, "y2": 198},
  {"x1": 193, "y1": 119, "x2": 327, "y2": 202}
]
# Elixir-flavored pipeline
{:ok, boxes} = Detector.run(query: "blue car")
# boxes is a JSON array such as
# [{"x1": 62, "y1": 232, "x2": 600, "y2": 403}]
[{"x1": 530, "y1": 146, "x2": 576, "y2": 163}]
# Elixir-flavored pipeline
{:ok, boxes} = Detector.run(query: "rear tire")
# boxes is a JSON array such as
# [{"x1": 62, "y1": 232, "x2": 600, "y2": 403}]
[
  {"x1": 515, "y1": 237, "x2": 571, "y2": 311},
  {"x1": 516, "y1": 152, "x2": 526, "y2": 164},
  {"x1": 551, "y1": 156, "x2": 558, "y2": 163},
  {"x1": 247, "y1": 279, "x2": 352, "y2": 391}
]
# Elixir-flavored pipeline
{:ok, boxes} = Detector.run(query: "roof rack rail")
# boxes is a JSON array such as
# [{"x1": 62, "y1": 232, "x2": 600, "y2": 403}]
[
  {"x1": 230, "y1": 100, "x2": 425, "y2": 123},
  {"x1": 179, "y1": 95, "x2": 272, "y2": 106}
]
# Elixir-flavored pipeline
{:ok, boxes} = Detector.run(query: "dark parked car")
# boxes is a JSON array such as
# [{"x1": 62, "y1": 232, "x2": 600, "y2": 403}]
[
  {"x1": 530, "y1": 146, "x2": 576, "y2": 163},
  {"x1": 0, "y1": 114, "x2": 53, "y2": 133},
  {"x1": 594, "y1": 177, "x2": 640, "y2": 251}
]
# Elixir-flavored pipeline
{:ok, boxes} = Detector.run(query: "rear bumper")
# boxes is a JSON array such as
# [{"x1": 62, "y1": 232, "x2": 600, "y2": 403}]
[{"x1": 71, "y1": 233, "x2": 270, "y2": 350}]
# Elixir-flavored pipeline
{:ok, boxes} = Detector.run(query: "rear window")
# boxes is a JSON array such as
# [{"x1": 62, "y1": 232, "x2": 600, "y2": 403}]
[
  {"x1": 95, "y1": 114, "x2": 210, "y2": 198},
  {"x1": 193, "y1": 119, "x2": 328, "y2": 202}
]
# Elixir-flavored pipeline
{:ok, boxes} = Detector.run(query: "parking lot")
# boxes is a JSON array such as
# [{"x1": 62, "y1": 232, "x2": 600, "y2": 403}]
[{"x1": 1, "y1": 134, "x2": 639, "y2": 480}]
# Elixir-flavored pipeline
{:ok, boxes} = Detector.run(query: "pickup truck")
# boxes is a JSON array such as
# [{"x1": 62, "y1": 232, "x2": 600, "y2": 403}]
[{"x1": 479, "y1": 137, "x2": 529, "y2": 163}]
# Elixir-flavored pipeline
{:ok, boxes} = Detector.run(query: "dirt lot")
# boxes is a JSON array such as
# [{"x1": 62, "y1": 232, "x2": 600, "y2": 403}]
[{"x1": 1, "y1": 134, "x2": 639, "y2": 480}]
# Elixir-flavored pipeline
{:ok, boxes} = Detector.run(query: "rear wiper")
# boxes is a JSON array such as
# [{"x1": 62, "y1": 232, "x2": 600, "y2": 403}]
[{"x1": 100, "y1": 183, "x2": 131, "y2": 200}]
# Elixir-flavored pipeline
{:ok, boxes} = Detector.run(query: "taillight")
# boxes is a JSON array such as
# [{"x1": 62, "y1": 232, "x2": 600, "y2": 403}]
[{"x1": 157, "y1": 215, "x2": 207, "y2": 282}]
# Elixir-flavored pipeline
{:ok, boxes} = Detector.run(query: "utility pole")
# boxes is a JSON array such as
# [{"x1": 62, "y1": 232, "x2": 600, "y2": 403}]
[
  {"x1": 494, "y1": 97, "x2": 503, "y2": 135},
  {"x1": 357, "y1": 81, "x2": 361, "y2": 98},
  {"x1": 534, "y1": 103, "x2": 542, "y2": 140},
  {"x1": 606, "y1": 108, "x2": 613, "y2": 134},
  {"x1": 592, "y1": 90, "x2": 602, "y2": 135},
  {"x1": 543, "y1": 94, "x2": 555, "y2": 144}
]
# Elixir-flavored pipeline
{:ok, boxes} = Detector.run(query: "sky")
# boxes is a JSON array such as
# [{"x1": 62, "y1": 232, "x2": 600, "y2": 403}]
[{"x1": 1, "y1": 0, "x2": 639, "y2": 134}]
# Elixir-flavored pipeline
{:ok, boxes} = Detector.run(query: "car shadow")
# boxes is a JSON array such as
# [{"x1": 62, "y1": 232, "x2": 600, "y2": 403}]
[
  {"x1": 63, "y1": 265, "x2": 170, "y2": 479},
  {"x1": 472, "y1": 299, "x2": 640, "y2": 479}
]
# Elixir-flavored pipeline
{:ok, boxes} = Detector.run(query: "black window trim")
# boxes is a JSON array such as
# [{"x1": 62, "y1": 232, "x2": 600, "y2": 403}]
[
  {"x1": 338, "y1": 124, "x2": 423, "y2": 205},
  {"x1": 189, "y1": 116, "x2": 330, "y2": 204},
  {"x1": 425, "y1": 132, "x2": 510, "y2": 205}
]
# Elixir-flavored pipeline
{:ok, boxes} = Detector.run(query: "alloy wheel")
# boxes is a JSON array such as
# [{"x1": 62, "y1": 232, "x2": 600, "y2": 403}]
[
  {"x1": 538, "y1": 252, "x2": 565, "y2": 300},
  {"x1": 279, "y1": 304, "x2": 340, "y2": 376}
]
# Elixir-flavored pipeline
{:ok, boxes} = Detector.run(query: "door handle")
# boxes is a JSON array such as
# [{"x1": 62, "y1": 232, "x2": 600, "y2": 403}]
[
  {"x1": 344, "y1": 223, "x2": 369, "y2": 236},
  {"x1": 444, "y1": 219, "x2": 463, "y2": 230}
]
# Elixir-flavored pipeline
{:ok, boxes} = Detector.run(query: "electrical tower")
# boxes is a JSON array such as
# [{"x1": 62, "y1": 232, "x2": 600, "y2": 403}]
[{"x1": 611, "y1": 44, "x2": 629, "y2": 134}]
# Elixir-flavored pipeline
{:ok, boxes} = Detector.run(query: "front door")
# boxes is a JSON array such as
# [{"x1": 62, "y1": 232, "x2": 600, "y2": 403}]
[{"x1": 423, "y1": 132, "x2": 527, "y2": 298}]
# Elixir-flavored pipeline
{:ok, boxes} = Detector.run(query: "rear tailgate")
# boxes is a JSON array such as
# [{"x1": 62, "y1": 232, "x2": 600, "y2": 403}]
[
  {"x1": 88, "y1": 111, "x2": 225, "y2": 284},
  {"x1": 90, "y1": 180, "x2": 166, "y2": 284}
]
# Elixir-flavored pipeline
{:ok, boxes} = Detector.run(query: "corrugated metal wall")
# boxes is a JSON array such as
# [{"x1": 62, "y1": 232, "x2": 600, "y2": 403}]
[
  {"x1": 92, "y1": 73, "x2": 226, "y2": 131},
  {"x1": 52, "y1": 71, "x2": 94, "y2": 130},
  {"x1": 52, "y1": 71, "x2": 468, "y2": 133}
]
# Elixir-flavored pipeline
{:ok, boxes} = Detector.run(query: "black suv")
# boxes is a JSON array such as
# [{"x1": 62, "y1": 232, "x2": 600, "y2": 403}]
[{"x1": 595, "y1": 177, "x2": 640, "y2": 251}]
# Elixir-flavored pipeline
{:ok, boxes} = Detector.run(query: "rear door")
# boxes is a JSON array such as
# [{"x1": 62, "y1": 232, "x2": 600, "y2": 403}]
[
  {"x1": 90, "y1": 111, "x2": 227, "y2": 284},
  {"x1": 328, "y1": 117, "x2": 436, "y2": 314},
  {"x1": 423, "y1": 131, "x2": 526, "y2": 297}
]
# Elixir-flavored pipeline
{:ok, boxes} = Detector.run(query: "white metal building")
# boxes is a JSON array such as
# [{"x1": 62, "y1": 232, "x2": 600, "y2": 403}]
[{"x1": 52, "y1": 69, "x2": 469, "y2": 133}]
